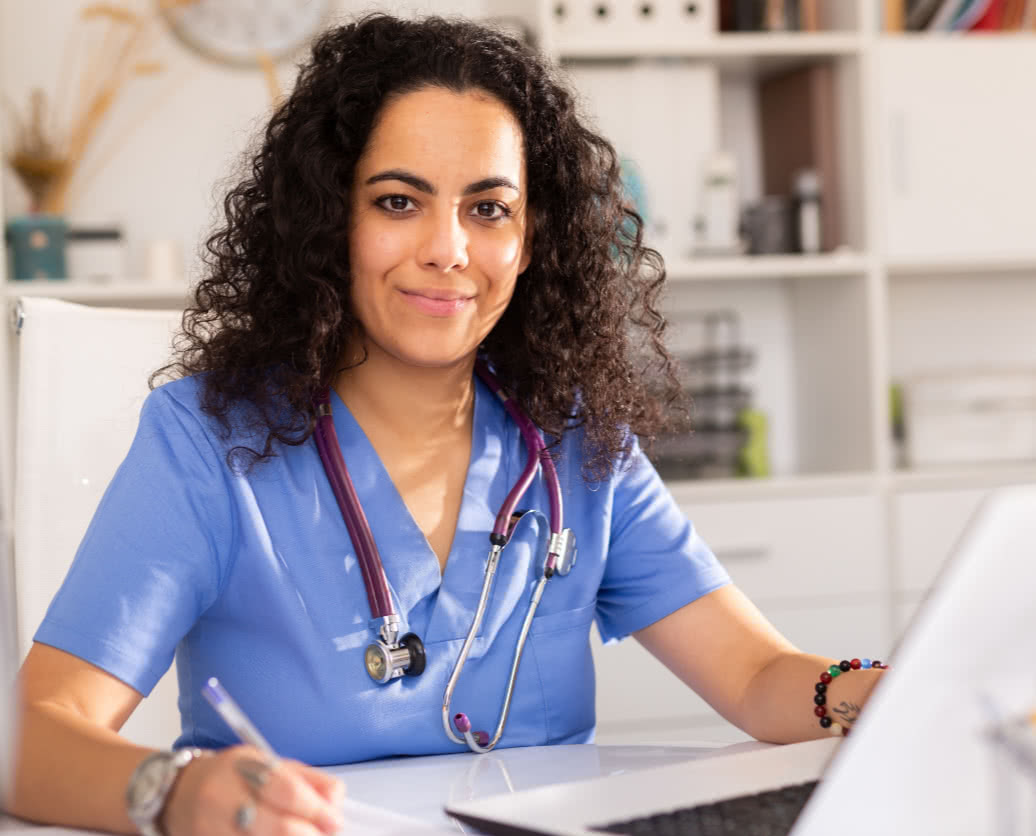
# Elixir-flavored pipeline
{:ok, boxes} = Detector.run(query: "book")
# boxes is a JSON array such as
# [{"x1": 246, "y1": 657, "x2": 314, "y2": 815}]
[{"x1": 757, "y1": 62, "x2": 841, "y2": 252}]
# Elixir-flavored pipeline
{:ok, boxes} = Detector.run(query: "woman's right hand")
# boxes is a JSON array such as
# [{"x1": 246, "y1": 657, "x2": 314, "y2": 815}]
[{"x1": 161, "y1": 745, "x2": 346, "y2": 836}]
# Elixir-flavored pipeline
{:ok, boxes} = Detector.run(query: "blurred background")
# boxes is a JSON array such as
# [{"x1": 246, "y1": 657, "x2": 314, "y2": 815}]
[{"x1": 2, "y1": 0, "x2": 1035, "y2": 745}]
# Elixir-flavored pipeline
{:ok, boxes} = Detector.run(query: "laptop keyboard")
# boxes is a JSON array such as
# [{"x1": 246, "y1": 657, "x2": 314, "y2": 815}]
[{"x1": 592, "y1": 779, "x2": 820, "y2": 836}]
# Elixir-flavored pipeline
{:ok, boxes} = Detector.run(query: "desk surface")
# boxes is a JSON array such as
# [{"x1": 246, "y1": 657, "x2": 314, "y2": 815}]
[{"x1": 0, "y1": 740, "x2": 771, "y2": 835}]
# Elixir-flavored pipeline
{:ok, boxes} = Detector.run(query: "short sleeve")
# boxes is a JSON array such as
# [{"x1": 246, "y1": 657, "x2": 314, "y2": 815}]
[
  {"x1": 33, "y1": 383, "x2": 235, "y2": 696},
  {"x1": 594, "y1": 439, "x2": 730, "y2": 644}
]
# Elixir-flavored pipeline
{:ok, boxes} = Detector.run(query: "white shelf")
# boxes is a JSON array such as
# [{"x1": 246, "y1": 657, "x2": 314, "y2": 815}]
[
  {"x1": 891, "y1": 462, "x2": 1036, "y2": 493},
  {"x1": 667, "y1": 471, "x2": 878, "y2": 504},
  {"x1": 666, "y1": 252, "x2": 870, "y2": 282},
  {"x1": 886, "y1": 256, "x2": 1036, "y2": 277},
  {"x1": 3, "y1": 280, "x2": 190, "y2": 304},
  {"x1": 558, "y1": 33, "x2": 863, "y2": 74}
]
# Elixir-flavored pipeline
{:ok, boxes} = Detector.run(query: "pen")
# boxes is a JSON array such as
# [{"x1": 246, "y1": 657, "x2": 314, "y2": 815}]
[{"x1": 202, "y1": 676, "x2": 280, "y2": 763}]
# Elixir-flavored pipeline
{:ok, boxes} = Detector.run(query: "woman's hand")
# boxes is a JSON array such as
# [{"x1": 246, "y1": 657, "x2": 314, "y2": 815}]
[{"x1": 161, "y1": 745, "x2": 346, "y2": 836}]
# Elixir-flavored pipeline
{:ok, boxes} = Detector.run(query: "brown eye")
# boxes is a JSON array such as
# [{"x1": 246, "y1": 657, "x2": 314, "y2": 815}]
[
  {"x1": 376, "y1": 195, "x2": 415, "y2": 213},
  {"x1": 473, "y1": 201, "x2": 510, "y2": 221}
]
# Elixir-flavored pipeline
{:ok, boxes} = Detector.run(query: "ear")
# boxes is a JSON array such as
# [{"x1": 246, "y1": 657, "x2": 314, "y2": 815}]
[{"x1": 517, "y1": 211, "x2": 534, "y2": 275}]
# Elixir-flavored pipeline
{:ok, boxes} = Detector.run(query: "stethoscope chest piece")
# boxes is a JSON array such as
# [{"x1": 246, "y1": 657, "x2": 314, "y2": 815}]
[{"x1": 364, "y1": 631, "x2": 426, "y2": 684}]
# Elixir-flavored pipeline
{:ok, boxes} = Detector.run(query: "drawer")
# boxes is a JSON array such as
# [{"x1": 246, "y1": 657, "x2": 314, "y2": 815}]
[
  {"x1": 674, "y1": 495, "x2": 887, "y2": 603},
  {"x1": 893, "y1": 489, "x2": 988, "y2": 593},
  {"x1": 591, "y1": 598, "x2": 891, "y2": 734}
]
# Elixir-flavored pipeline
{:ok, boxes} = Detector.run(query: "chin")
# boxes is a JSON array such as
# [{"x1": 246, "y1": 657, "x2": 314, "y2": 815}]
[{"x1": 390, "y1": 340, "x2": 478, "y2": 371}]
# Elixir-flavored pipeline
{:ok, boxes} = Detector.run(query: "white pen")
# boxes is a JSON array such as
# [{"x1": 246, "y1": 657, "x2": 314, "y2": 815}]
[{"x1": 202, "y1": 676, "x2": 280, "y2": 763}]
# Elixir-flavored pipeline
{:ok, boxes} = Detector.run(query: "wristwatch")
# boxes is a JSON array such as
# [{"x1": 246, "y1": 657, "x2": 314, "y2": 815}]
[{"x1": 125, "y1": 748, "x2": 204, "y2": 836}]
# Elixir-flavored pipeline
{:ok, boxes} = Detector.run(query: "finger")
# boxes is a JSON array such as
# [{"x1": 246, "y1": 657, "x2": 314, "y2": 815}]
[
  {"x1": 236, "y1": 757, "x2": 275, "y2": 795},
  {"x1": 290, "y1": 762, "x2": 346, "y2": 804},
  {"x1": 246, "y1": 801, "x2": 325, "y2": 836},
  {"x1": 254, "y1": 765, "x2": 345, "y2": 835}
]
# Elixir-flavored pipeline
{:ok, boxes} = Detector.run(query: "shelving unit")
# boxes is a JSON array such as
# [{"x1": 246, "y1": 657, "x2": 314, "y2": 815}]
[{"x1": 494, "y1": 0, "x2": 1036, "y2": 743}]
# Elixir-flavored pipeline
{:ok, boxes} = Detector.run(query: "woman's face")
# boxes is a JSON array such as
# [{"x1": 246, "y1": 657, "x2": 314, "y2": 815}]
[{"x1": 347, "y1": 86, "x2": 533, "y2": 370}]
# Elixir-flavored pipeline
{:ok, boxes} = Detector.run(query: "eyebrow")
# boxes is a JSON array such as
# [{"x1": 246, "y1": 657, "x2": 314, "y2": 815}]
[{"x1": 364, "y1": 169, "x2": 520, "y2": 196}]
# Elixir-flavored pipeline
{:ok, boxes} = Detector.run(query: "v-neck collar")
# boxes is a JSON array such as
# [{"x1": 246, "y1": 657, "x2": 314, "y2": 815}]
[{"x1": 327, "y1": 375, "x2": 517, "y2": 643}]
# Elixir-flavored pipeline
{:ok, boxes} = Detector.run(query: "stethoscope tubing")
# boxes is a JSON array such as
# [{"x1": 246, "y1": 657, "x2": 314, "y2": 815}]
[
  {"x1": 314, "y1": 360, "x2": 573, "y2": 754},
  {"x1": 312, "y1": 390, "x2": 394, "y2": 619}
]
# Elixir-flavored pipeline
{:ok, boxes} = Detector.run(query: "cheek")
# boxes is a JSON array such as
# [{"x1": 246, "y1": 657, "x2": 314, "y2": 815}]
[
  {"x1": 473, "y1": 233, "x2": 524, "y2": 282},
  {"x1": 349, "y1": 221, "x2": 407, "y2": 278}
]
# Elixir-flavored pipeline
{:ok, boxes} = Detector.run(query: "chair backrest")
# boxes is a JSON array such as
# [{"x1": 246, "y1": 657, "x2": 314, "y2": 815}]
[
  {"x1": 0, "y1": 518, "x2": 15, "y2": 803},
  {"x1": 12, "y1": 296, "x2": 184, "y2": 748}
]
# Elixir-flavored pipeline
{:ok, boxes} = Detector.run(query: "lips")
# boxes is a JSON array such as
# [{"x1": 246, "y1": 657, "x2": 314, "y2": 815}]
[{"x1": 399, "y1": 288, "x2": 475, "y2": 316}]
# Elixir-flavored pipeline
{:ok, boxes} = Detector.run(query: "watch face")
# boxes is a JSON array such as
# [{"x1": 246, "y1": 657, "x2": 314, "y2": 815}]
[{"x1": 162, "y1": 0, "x2": 330, "y2": 66}]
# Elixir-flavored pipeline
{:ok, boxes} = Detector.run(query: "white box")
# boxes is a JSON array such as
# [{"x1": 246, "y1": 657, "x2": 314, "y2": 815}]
[
  {"x1": 903, "y1": 371, "x2": 1036, "y2": 467},
  {"x1": 552, "y1": 1, "x2": 713, "y2": 53}
]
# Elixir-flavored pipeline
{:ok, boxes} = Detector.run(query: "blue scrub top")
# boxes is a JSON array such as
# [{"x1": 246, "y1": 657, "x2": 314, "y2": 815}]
[{"x1": 35, "y1": 374, "x2": 729, "y2": 765}]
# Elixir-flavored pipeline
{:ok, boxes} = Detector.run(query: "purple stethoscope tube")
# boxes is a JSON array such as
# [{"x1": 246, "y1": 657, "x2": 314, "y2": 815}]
[{"x1": 312, "y1": 358, "x2": 577, "y2": 753}]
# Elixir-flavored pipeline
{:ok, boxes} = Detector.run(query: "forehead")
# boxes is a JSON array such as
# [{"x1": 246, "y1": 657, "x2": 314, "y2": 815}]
[{"x1": 358, "y1": 87, "x2": 526, "y2": 181}]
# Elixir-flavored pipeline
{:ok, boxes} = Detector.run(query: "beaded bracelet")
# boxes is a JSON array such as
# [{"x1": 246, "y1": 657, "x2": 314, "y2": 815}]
[{"x1": 813, "y1": 658, "x2": 889, "y2": 736}]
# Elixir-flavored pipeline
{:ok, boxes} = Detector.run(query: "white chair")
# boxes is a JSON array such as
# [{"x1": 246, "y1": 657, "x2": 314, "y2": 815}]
[{"x1": 10, "y1": 296, "x2": 183, "y2": 748}]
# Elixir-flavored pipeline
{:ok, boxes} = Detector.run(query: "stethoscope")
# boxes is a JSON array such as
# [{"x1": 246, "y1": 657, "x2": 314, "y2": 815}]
[{"x1": 312, "y1": 359, "x2": 577, "y2": 754}]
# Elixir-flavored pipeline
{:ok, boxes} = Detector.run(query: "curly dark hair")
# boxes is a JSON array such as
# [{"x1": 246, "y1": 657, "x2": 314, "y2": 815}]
[{"x1": 155, "y1": 11, "x2": 680, "y2": 481}]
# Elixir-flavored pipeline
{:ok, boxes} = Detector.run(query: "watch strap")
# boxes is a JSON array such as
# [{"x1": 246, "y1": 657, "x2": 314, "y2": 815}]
[{"x1": 127, "y1": 747, "x2": 204, "y2": 836}]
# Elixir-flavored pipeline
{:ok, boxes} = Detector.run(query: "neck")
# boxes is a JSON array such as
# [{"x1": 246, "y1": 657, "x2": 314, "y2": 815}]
[{"x1": 334, "y1": 340, "x2": 476, "y2": 442}]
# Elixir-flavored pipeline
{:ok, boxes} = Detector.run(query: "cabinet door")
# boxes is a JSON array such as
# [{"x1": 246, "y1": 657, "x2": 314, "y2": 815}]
[
  {"x1": 893, "y1": 488, "x2": 988, "y2": 594},
  {"x1": 876, "y1": 40, "x2": 1036, "y2": 262},
  {"x1": 676, "y1": 494, "x2": 887, "y2": 604}
]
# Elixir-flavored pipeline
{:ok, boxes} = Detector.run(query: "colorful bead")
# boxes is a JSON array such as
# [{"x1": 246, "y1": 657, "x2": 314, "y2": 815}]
[{"x1": 813, "y1": 656, "x2": 888, "y2": 737}]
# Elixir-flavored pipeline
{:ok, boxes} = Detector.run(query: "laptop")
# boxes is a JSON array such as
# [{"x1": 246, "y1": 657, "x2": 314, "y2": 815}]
[{"x1": 447, "y1": 484, "x2": 1036, "y2": 835}]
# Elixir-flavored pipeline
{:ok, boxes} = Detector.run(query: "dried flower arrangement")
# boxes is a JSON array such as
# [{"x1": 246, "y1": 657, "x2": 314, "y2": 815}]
[{"x1": 3, "y1": 1, "x2": 195, "y2": 214}]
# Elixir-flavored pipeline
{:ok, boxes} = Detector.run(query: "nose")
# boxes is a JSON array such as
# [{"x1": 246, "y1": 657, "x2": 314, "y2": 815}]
[{"x1": 417, "y1": 209, "x2": 469, "y2": 273}]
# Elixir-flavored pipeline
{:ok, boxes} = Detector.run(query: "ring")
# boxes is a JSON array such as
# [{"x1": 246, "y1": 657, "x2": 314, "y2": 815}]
[
  {"x1": 234, "y1": 803, "x2": 257, "y2": 832},
  {"x1": 235, "y1": 757, "x2": 274, "y2": 794}
]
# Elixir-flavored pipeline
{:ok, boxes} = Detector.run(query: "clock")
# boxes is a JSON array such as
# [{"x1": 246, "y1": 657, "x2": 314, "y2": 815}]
[{"x1": 160, "y1": 0, "x2": 331, "y2": 67}]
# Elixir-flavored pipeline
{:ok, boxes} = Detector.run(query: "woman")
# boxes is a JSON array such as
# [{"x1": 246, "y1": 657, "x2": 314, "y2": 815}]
[{"x1": 7, "y1": 12, "x2": 885, "y2": 836}]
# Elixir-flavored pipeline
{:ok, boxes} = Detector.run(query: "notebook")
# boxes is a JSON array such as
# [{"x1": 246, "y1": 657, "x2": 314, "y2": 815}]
[{"x1": 446, "y1": 483, "x2": 1036, "y2": 835}]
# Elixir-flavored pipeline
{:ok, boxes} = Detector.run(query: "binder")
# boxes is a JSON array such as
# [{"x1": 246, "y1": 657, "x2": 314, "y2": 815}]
[{"x1": 757, "y1": 62, "x2": 841, "y2": 252}]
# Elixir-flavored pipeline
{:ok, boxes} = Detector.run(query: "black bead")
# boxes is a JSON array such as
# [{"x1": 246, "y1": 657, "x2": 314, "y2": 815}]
[
  {"x1": 872, "y1": 660, "x2": 882, "y2": 668},
  {"x1": 815, "y1": 682, "x2": 827, "y2": 694},
  {"x1": 820, "y1": 716, "x2": 832, "y2": 728},
  {"x1": 813, "y1": 693, "x2": 826, "y2": 706},
  {"x1": 839, "y1": 660, "x2": 852, "y2": 672}
]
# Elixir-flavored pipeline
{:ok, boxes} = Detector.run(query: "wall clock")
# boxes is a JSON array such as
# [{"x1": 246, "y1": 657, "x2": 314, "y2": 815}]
[{"x1": 160, "y1": 0, "x2": 330, "y2": 67}]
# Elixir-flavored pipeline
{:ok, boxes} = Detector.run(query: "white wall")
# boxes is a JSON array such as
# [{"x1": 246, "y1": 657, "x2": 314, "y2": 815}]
[{"x1": 0, "y1": 1, "x2": 489, "y2": 282}]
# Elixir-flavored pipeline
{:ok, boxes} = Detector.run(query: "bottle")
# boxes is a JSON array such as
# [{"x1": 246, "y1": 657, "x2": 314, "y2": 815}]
[
  {"x1": 696, "y1": 151, "x2": 740, "y2": 255},
  {"x1": 793, "y1": 168, "x2": 822, "y2": 254}
]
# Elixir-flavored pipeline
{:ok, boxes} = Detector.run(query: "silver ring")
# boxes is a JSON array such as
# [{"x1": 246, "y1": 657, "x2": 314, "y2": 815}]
[
  {"x1": 234, "y1": 803, "x2": 257, "y2": 832},
  {"x1": 235, "y1": 757, "x2": 273, "y2": 794}
]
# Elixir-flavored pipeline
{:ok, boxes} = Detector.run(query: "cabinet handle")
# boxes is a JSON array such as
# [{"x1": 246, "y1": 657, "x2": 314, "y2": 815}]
[
  {"x1": 890, "y1": 109, "x2": 909, "y2": 197},
  {"x1": 713, "y1": 546, "x2": 770, "y2": 562}
]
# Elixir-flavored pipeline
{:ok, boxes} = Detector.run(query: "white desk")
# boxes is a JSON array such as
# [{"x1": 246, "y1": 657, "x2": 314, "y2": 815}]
[{"x1": 0, "y1": 741, "x2": 772, "y2": 835}]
